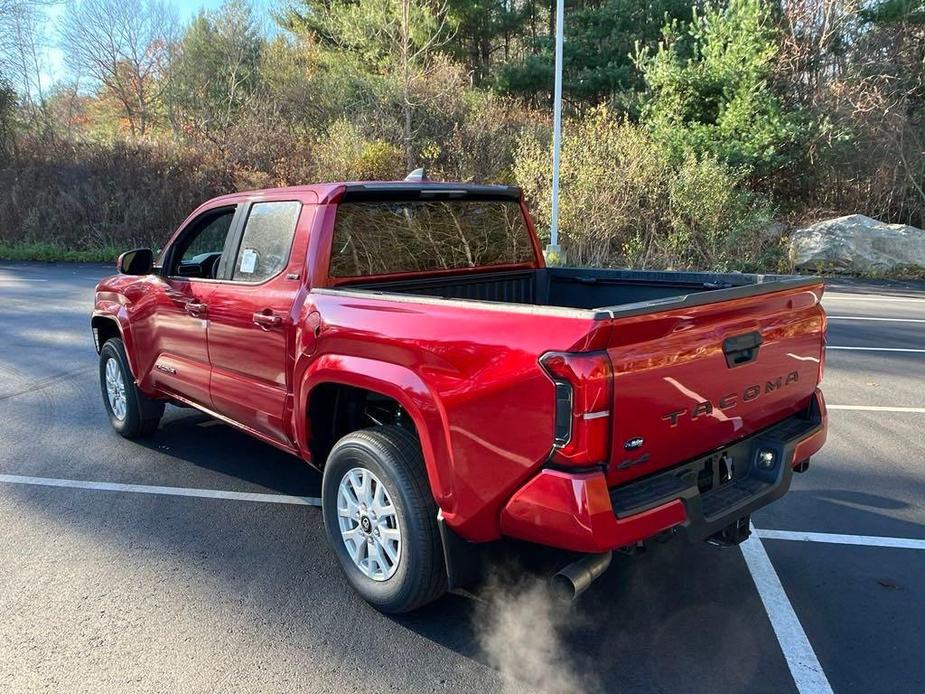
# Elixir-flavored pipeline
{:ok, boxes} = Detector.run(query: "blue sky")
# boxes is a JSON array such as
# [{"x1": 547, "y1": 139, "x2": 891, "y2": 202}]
[{"x1": 37, "y1": 0, "x2": 277, "y2": 88}]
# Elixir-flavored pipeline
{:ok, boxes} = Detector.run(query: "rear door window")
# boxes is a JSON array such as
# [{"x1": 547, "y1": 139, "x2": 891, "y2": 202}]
[
  {"x1": 231, "y1": 201, "x2": 302, "y2": 283},
  {"x1": 329, "y1": 199, "x2": 535, "y2": 278}
]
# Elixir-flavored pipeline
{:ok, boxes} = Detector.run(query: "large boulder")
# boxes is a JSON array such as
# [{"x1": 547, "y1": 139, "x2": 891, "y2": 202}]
[{"x1": 789, "y1": 214, "x2": 925, "y2": 274}]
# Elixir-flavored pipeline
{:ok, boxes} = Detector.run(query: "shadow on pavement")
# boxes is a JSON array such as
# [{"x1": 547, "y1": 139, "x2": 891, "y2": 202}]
[{"x1": 138, "y1": 409, "x2": 324, "y2": 497}]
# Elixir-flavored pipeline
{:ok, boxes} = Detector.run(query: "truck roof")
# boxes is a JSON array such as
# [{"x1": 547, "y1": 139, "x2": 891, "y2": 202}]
[{"x1": 206, "y1": 181, "x2": 522, "y2": 206}]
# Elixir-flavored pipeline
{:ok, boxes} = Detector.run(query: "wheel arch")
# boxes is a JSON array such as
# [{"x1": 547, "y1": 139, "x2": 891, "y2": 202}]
[
  {"x1": 91, "y1": 308, "x2": 141, "y2": 382},
  {"x1": 295, "y1": 354, "x2": 456, "y2": 515},
  {"x1": 91, "y1": 314, "x2": 121, "y2": 352}
]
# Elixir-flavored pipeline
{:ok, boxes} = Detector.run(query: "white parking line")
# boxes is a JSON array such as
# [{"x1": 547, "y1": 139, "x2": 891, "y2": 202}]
[
  {"x1": 0, "y1": 470, "x2": 915, "y2": 693},
  {"x1": 756, "y1": 528, "x2": 925, "y2": 550},
  {"x1": 826, "y1": 346, "x2": 925, "y2": 353},
  {"x1": 825, "y1": 294, "x2": 925, "y2": 303},
  {"x1": 828, "y1": 316, "x2": 925, "y2": 323},
  {"x1": 828, "y1": 405, "x2": 925, "y2": 413},
  {"x1": 0, "y1": 473, "x2": 322, "y2": 506},
  {"x1": 741, "y1": 527, "x2": 833, "y2": 694}
]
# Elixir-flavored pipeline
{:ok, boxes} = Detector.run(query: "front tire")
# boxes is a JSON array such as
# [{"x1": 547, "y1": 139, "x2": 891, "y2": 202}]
[
  {"x1": 99, "y1": 338, "x2": 164, "y2": 438},
  {"x1": 322, "y1": 426, "x2": 447, "y2": 613}
]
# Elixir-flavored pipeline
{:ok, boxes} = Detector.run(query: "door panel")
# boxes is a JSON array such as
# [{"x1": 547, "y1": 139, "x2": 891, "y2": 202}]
[
  {"x1": 207, "y1": 282, "x2": 299, "y2": 442},
  {"x1": 207, "y1": 201, "x2": 306, "y2": 445},
  {"x1": 139, "y1": 205, "x2": 241, "y2": 407},
  {"x1": 147, "y1": 278, "x2": 215, "y2": 406}
]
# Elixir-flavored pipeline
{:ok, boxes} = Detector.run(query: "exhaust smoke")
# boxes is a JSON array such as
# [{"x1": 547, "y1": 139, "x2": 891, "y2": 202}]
[{"x1": 475, "y1": 567, "x2": 600, "y2": 694}]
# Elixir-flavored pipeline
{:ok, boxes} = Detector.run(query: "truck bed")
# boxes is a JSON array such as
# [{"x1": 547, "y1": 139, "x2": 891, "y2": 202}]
[
  {"x1": 338, "y1": 266, "x2": 818, "y2": 316},
  {"x1": 326, "y1": 266, "x2": 825, "y2": 490}
]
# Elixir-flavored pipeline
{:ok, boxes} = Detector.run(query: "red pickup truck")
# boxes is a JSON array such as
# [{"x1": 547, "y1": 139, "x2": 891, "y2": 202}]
[{"x1": 92, "y1": 179, "x2": 827, "y2": 612}]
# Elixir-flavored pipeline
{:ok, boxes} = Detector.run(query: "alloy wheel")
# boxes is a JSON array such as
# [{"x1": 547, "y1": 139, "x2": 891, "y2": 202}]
[
  {"x1": 336, "y1": 467, "x2": 402, "y2": 581},
  {"x1": 104, "y1": 357, "x2": 127, "y2": 421}
]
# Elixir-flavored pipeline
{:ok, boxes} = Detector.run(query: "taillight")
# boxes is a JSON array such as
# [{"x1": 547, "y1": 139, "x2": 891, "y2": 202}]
[{"x1": 539, "y1": 351, "x2": 613, "y2": 467}]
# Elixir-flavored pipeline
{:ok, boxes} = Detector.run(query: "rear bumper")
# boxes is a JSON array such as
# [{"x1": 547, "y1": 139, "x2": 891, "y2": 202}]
[{"x1": 499, "y1": 389, "x2": 827, "y2": 553}]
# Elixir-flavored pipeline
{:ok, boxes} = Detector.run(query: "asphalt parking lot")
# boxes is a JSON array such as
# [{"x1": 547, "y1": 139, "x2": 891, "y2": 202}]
[{"x1": 1, "y1": 262, "x2": 922, "y2": 693}]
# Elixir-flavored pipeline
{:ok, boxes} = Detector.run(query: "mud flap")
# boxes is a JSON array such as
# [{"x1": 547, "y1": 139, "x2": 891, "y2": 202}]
[{"x1": 437, "y1": 511, "x2": 482, "y2": 589}]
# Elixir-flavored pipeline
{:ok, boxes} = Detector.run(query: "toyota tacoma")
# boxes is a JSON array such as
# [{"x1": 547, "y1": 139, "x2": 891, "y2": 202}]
[{"x1": 91, "y1": 177, "x2": 828, "y2": 612}]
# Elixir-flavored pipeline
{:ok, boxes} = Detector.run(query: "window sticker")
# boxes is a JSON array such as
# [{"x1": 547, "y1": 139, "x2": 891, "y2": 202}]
[{"x1": 239, "y1": 248, "x2": 258, "y2": 274}]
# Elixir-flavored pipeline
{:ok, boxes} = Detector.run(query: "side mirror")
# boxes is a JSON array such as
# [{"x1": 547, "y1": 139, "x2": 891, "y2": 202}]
[{"x1": 117, "y1": 248, "x2": 154, "y2": 275}]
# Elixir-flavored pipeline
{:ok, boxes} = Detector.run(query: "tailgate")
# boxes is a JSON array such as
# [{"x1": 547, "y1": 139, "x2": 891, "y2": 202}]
[{"x1": 604, "y1": 281, "x2": 825, "y2": 487}]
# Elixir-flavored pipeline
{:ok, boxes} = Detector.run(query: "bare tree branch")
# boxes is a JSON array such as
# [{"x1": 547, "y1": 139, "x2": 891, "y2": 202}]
[{"x1": 59, "y1": 0, "x2": 177, "y2": 136}]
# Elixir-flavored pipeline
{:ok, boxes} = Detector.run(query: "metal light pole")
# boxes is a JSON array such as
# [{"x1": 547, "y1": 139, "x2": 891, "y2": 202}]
[{"x1": 546, "y1": 0, "x2": 565, "y2": 259}]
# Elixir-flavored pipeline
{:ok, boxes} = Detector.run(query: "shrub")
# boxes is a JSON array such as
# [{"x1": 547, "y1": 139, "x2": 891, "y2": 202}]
[
  {"x1": 0, "y1": 139, "x2": 231, "y2": 251},
  {"x1": 637, "y1": 0, "x2": 804, "y2": 179},
  {"x1": 514, "y1": 105, "x2": 780, "y2": 270},
  {"x1": 423, "y1": 90, "x2": 543, "y2": 183},
  {"x1": 516, "y1": 106, "x2": 667, "y2": 266},
  {"x1": 665, "y1": 154, "x2": 779, "y2": 270},
  {"x1": 311, "y1": 119, "x2": 404, "y2": 181}
]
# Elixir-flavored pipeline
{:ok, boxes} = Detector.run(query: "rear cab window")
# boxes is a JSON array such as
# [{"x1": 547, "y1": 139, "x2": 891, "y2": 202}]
[
  {"x1": 329, "y1": 199, "x2": 535, "y2": 278},
  {"x1": 231, "y1": 201, "x2": 302, "y2": 283}
]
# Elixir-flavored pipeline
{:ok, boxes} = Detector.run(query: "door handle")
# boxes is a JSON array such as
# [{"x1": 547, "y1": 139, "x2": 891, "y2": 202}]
[
  {"x1": 185, "y1": 300, "x2": 207, "y2": 317},
  {"x1": 253, "y1": 311, "x2": 283, "y2": 330}
]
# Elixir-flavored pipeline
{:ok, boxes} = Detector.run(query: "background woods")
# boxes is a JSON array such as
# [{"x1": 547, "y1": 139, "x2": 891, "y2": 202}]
[{"x1": 0, "y1": 0, "x2": 922, "y2": 272}]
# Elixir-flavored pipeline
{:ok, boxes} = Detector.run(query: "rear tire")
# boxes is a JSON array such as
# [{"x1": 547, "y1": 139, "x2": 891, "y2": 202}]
[
  {"x1": 322, "y1": 426, "x2": 447, "y2": 613},
  {"x1": 99, "y1": 338, "x2": 164, "y2": 438}
]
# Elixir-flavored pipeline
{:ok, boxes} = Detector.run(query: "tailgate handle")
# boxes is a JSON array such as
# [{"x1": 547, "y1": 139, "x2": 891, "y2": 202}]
[{"x1": 723, "y1": 332, "x2": 762, "y2": 368}]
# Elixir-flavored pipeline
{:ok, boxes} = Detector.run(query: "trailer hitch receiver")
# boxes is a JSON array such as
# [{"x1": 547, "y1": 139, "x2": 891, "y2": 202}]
[{"x1": 706, "y1": 515, "x2": 751, "y2": 547}]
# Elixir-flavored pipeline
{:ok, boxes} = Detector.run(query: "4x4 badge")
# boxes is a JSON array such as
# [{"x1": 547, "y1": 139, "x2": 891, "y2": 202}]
[{"x1": 624, "y1": 437, "x2": 645, "y2": 450}]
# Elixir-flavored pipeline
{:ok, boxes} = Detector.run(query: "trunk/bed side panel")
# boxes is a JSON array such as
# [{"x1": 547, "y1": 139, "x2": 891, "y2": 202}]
[
  {"x1": 605, "y1": 282, "x2": 825, "y2": 487},
  {"x1": 306, "y1": 287, "x2": 608, "y2": 543},
  {"x1": 350, "y1": 269, "x2": 537, "y2": 304}
]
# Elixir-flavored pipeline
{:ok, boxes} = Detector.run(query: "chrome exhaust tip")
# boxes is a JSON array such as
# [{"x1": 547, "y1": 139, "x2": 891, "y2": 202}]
[{"x1": 550, "y1": 551, "x2": 613, "y2": 601}]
